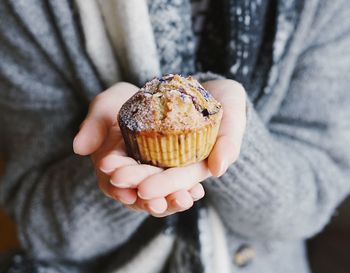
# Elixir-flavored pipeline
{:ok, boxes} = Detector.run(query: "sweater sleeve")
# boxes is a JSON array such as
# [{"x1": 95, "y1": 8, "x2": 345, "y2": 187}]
[
  {"x1": 203, "y1": 0, "x2": 350, "y2": 240},
  {"x1": 0, "y1": 1, "x2": 147, "y2": 263}
]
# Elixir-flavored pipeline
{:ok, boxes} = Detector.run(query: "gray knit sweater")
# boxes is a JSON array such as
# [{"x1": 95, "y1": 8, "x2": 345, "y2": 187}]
[{"x1": 1, "y1": 0, "x2": 350, "y2": 273}]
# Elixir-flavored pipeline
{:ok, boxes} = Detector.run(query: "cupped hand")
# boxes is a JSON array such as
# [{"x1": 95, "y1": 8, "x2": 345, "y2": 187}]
[
  {"x1": 73, "y1": 82, "x2": 205, "y2": 216},
  {"x1": 73, "y1": 79, "x2": 247, "y2": 217}
]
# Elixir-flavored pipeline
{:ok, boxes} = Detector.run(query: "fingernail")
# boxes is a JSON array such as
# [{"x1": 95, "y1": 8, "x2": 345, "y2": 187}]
[
  {"x1": 218, "y1": 160, "x2": 228, "y2": 176},
  {"x1": 100, "y1": 167, "x2": 115, "y2": 173},
  {"x1": 148, "y1": 203, "x2": 165, "y2": 214},
  {"x1": 100, "y1": 155, "x2": 118, "y2": 173},
  {"x1": 176, "y1": 196, "x2": 194, "y2": 209},
  {"x1": 72, "y1": 136, "x2": 79, "y2": 153},
  {"x1": 137, "y1": 191, "x2": 148, "y2": 199},
  {"x1": 118, "y1": 196, "x2": 135, "y2": 205},
  {"x1": 110, "y1": 180, "x2": 130, "y2": 188},
  {"x1": 191, "y1": 191, "x2": 205, "y2": 201},
  {"x1": 174, "y1": 199, "x2": 186, "y2": 209}
]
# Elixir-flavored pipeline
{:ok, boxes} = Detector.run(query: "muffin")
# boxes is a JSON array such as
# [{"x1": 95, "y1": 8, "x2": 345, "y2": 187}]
[{"x1": 118, "y1": 74, "x2": 223, "y2": 168}]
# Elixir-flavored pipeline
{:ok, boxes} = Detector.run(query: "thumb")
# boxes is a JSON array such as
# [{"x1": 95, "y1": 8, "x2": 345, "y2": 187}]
[
  {"x1": 202, "y1": 80, "x2": 247, "y2": 176},
  {"x1": 73, "y1": 82, "x2": 139, "y2": 155}
]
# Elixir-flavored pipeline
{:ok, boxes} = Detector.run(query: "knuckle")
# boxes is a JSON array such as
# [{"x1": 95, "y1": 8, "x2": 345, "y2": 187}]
[{"x1": 225, "y1": 80, "x2": 246, "y2": 96}]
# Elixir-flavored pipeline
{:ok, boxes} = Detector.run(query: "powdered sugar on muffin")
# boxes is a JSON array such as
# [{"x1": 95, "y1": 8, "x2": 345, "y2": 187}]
[{"x1": 118, "y1": 74, "x2": 222, "y2": 133}]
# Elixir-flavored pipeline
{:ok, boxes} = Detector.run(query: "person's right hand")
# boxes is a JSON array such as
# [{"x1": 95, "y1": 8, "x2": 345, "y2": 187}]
[{"x1": 73, "y1": 82, "x2": 205, "y2": 217}]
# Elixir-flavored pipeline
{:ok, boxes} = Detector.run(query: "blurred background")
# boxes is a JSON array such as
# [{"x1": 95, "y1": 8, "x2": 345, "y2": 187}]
[
  {"x1": 0, "y1": 158, "x2": 19, "y2": 254},
  {"x1": 1, "y1": 154, "x2": 350, "y2": 272}
]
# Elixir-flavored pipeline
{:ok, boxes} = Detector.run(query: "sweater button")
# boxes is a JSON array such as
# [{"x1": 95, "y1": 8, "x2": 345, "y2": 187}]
[{"x1": 233, "y1": 245, "x2": 255, "y2": 267}]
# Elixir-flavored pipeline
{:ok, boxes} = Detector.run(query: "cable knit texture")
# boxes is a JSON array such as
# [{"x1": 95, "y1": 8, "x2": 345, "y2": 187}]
[
  {"x1": 1, "y1": 0, "x2": 350, "y2": 273},
  {"x1": 147, "y1": 0, "x2": 196, "y2": 76}
]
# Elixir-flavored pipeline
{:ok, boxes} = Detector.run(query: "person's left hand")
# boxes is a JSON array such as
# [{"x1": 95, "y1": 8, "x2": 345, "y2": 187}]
[{"x1": 74, "y1": 79, "x2": 247, "y2": 217}]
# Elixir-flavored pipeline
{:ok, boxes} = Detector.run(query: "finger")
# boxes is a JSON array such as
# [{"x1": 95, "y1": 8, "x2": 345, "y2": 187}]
[
  {"x1": 91, "y1": 126, "x2": 138, "y2": 173},
  {"x1": 98, "y1": 174, "x2": 137, "y2": 205},
  {"x1": 127, "y1": 191, "x2": 195, "y2": 217},
  {"x1": 73, "y1": 117, "x2": 109, "y2": 156},
  {"x1": 113, "y1": 188, "x2": 138, "y2": 205},
  {"x1": 99, "y1": 154, "x2": 137, "y2": 174},
  {"x1": 202, "y1": 80, "x2": 247, "y2": 176},
  {"x1": 73, "y1": 82, "x2": 139, "y2": 155},
  {"x1": 188, "y1": 183, "x2": 205, "y2": 201},
  {"x1": 166, "y1": 190, "x2": 194, "y2": 212},
  {"x1": 146, "y1": 189, "x2": 196, "y2": 217},
  {"x1": 137, "y1": 161, "x2": 210, "y2": 200},
  {"x1": 134, "y1": 197, "x2": 168, "y2": 215},
  {"x1": 92, "y1": 126, "x2": 127, "y2": 164},
  {"x1": 127, "y1": 198, "x2": 172, "y2": 217},
  {"x1": 110, "y1": 164, "x2": 163, "y2": 188},
  {"x1": 94, "y1": 128, "x2": 137, "y2": 174}
]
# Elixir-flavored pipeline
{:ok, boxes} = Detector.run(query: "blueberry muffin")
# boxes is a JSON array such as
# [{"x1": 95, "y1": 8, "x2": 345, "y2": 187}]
[{"x1": 118, "y1": 74, "x2": 223, "y2": 167}]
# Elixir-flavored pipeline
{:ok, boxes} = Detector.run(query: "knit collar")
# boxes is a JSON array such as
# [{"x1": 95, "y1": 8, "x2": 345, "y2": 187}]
[{"x1": 150, "y1": 0, "x2": 304, "y2": 99}]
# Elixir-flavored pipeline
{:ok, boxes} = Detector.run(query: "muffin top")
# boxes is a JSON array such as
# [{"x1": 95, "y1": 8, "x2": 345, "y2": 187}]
[{"x1": 118, "y1": 74, "x2": 222, "y2": 133}]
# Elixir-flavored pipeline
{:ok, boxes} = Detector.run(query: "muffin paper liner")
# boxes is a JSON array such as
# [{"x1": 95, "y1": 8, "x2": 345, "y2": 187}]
[{"x1": 120, "y1": 120, "x2": 221, "y2": 168}]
